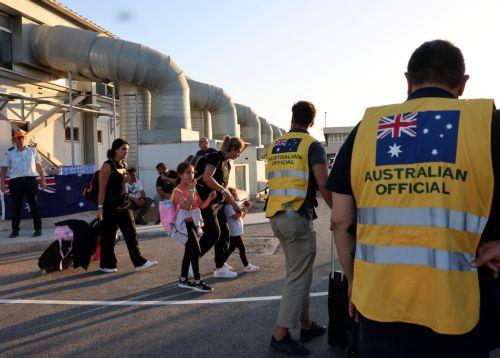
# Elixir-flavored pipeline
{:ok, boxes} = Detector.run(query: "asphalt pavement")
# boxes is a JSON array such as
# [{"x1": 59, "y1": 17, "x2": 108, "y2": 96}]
[{"x1": 0, "y1": 200, "x2": 345, "y2": 357}]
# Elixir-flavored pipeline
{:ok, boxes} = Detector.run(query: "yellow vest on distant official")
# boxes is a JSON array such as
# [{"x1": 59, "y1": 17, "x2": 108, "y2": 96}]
[
  {"x1": 265, "y1": 132, "x2": 317, "y2": 217},
  {"x1": 351, "y1": 97, "x2": 494, "y2": 334}
]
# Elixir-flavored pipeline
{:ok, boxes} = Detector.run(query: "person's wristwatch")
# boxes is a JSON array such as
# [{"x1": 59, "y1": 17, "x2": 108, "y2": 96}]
[{"x1": 98, "y1": 204, "x2": 103, "y2": 209}]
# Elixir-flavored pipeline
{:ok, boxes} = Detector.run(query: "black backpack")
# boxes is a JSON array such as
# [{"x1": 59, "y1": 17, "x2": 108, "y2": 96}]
[
  {"x1": 83, "y1": 170, "x2": 100, "y2": 203},
  {"x1": 83, "y1": 161, "x2": 120, "y2": 203}
]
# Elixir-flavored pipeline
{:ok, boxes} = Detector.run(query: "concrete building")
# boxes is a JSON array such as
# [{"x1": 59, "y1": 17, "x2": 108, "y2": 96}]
[
  {"x1": 0, "y1": 0, "x2": 286, "y2": 201},
  {"x1": 0, "y1": 0, "x2": 118, "y2": 170},
  {"x1": 323, "y1": 126, "x2": 355, "y2": 161}
]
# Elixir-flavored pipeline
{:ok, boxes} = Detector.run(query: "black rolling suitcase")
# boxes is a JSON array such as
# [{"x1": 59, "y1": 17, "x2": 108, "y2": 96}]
[{"x1": 327, "y1": 232, "x2": 359, "y2": 357}]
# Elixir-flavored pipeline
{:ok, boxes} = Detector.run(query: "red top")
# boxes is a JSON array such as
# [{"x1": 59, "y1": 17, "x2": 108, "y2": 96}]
[{"x1": 172, "y1": 183, "x2": 199, "y2": 211}]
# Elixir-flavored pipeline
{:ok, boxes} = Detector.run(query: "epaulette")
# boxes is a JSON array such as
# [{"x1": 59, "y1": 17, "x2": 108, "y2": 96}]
[{"x1": 7, "y1": 147, "x2": 14, "y2": 151}]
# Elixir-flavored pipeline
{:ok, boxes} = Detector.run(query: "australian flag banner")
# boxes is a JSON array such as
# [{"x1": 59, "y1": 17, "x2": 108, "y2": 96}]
[
  {"x1": 1, "y1": 174, "x2": 97, "y2": 219},
  {"x1": 375, "y1": 110, "x2": 460, "y2": 166}
]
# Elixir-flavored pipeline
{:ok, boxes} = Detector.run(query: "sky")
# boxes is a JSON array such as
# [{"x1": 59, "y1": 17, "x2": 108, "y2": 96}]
[{"x1": 59, "y1": 0, "x2": 500, "y2": 141}]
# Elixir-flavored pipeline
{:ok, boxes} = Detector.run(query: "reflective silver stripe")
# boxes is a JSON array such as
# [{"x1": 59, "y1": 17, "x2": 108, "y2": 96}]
[
  {"x1": 268, "y1": 170, "x2": 309, "y2": 181},
  {"x1": 269, "y1": 189, "x2": 307, "y2": 197},
  {"x1": 358, "y1": 207, "x2": 488, "y2": 235},
  {"x1": 356, "y1": 243, "x2": 476, "y2": 272}
]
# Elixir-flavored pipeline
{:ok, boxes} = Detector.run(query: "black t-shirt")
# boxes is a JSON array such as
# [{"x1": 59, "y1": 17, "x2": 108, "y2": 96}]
[
  {"x1": 326, "y1": 87, "x2": 500, "y2": 242},
  {"x1": 156, "y1": 169, "x2": 178, "y2": 195},
  {"x1": 196, "y1": 148, "x2": 217, "y2": 157},
  {"x1": 196, "y1": 151, "x2": 231, "y2": 202}
]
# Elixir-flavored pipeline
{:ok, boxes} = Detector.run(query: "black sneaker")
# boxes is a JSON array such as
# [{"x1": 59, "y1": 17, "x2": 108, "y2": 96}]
[
  {"x1": 32, "y1": 229, "x2": 42, "y2": 237},
  {"x1": 299, "y1": 321, "x2": 326, "y2": 342},
  {"x1": 155, "y1": 219, "x2": 161, "y2": 225},
  {"x1": 135, "y1": 218, "x2": 148, "y2": 225},
  {"x1": 270, "y1": 332, "x2": 310, "y2": 356},
  {"x1": 178, "y1": 277, "x2": 195, "y2": 289},
  {"x1": 9, "y1": 230, "x2": 19, "y2": 238},
  {"x1": 193, "y1": 280, "x2": 213, "y2": 293}
]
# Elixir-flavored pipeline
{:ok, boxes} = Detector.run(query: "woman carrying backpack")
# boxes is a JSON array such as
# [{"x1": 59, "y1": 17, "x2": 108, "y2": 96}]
[
  {"x1": 97, "y1": 138, "x2": 157, "y2": 273},
  {"x1": 196, "y1": 135, "x2": 243, "y2": 279}
]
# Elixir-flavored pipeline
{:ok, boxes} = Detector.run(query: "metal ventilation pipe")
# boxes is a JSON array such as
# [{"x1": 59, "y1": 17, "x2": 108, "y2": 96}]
[
  {"x1": 30, "y1": 24, "x2": 190, "y2": 133},
  {"x1": 270, "y1": 124, "x2": 282, "y2": 140},
  {"x1": 119, "y1": 83, "x2": 151, "y2": 167},
  {"x1": 258, "y1": 117, "x2": 273, "y2": 146},
  {"x1": 235, "y1": 104, "x2": 261, "y2": 146},
  {"x1": 188, "y1": 78, "x2": 238, "y2": 140},
  {"x1": 191, "y1": 108, "x2": 212, "y2": 139}
]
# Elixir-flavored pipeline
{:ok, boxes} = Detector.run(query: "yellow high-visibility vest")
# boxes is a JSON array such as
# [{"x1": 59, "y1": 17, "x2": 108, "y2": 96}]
[
  {"x1": 265, "y1": 131, "x2": 317, "y2": 217},
  {"x1": 351, "y1": 97, "x2": 494, "y2": 334}
]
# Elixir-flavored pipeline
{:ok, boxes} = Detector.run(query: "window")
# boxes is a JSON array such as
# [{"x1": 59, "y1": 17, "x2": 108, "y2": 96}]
[
  {"x1": 96, "y1": 83, "x2": 118, "y2": 99},
  {"x1": 65, "y1": 127, "x2": 80, "y2": 141},
  {"x1": 235, "y1": 165, "x2": 246, "y2": 191},
  {"x1": 0, "y1": 13, "x2": 12, "y2": 69},
  {"x1": 97, "y1": 130, "x2": 103, "y2": 144}
]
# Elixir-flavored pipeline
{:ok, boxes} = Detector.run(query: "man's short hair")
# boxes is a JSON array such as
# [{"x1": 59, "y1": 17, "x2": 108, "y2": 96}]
[
  {"x1": 199, "y1": 137, "x2": 208, "y2": 143},
  {"x1": 155, "y1": 162, "x2": 167, "y2": 170},
  {"x1": 128, "y1": 168, "x2": 136, "y2": 174},
  {"x1": 292, "y1": 101, "x2": 316, "y2": 127},
  {"x1": 407, "y1": 40, "x2": 465, "y2": 88}
]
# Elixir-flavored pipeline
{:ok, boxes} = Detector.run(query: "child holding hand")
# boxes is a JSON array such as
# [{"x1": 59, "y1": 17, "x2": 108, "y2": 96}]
[
  {"x1": 172, "y1": 162, "x2": 217, "y2": 292},
  {"x1": 223, "y1": 187, "x2": 259, "y2": 272}
]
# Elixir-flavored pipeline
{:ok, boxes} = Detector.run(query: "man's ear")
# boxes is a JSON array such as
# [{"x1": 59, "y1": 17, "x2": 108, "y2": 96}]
[
  {"x1": 405, "y1": 72, "x2": 413, "y2": 95},
  {"x1": 456, "y1": 74, "x2": 469, "y2": 97},
  {"x1": 309, "y1": 119, "x2": 315, "y2": 129}
]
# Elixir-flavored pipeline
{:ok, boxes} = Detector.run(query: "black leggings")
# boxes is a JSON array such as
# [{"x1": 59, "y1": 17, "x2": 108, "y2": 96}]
[
  {"x1": 199, "y1": 203, "x2": 229, "y2": 268},
  {"x1": 222, "y1": 236, "x2": 249, "y2": 267},
  {"x1": 100, "y1": 208, "x2": 147, "y2": 269},
  {"x1": 181, "y1": 221, "x2": 201, "y2": 281}
]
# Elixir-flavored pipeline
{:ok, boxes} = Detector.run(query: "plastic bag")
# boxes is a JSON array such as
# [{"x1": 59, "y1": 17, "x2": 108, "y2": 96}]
[{"x1": 159, "y1": 200, "x2": 178, "y2": 232}]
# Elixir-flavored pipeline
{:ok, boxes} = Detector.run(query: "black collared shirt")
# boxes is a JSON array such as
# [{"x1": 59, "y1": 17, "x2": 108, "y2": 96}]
[
  {"x1": 326, "y1": 86, "x2": 500, "y2": 240},
  {"x1": 196, "y1": 150, "x2": 231, "y2": 202}
]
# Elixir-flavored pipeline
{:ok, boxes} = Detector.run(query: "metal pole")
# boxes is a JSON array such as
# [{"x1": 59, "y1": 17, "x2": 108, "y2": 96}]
[
  {"x1": 20, "y1": 98, "x2": 25, "y2": 121},
  {"x1": 324, "y1": 111, "x2": 327, "y2": 128},
  {"x1": 111, "y1": 84, "x2": 117, "y2": 140},
  {"x1": 68, "y1": 72, "x2": 75, "y2": 165}
]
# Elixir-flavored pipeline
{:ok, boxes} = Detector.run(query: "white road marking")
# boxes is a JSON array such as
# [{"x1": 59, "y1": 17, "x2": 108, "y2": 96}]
[{"x1": 0, "y1": 292, "x2": 327, "y2": 306}]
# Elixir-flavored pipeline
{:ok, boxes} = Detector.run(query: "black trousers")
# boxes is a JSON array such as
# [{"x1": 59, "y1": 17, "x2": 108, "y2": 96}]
[
  {"x1": 358, "y1": 314, "x2": 490, "y2": 358},
  {"x1": 199, "y1": 203, "x2": 230, "y2": 269},
  {"x1": 222, "y1": 236, "x2": 249, "y2": 267},
  {"x1": 131, "y1": 197, "x2": 153, "y2": 220},
  {"x1": 181, "y1": 221, "x2": 201, "y2": 281},
  {"x1": 10, "y1": 176, "x2": 41, "y2": 232},
  {"x1": 100, "y1": 208, "x2": 147, "y2": 269}
]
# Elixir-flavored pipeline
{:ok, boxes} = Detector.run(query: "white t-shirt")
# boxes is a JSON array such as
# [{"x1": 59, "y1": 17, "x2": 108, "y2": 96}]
[
  {"x1": 224, "y1": 204, "x2": 244, "y2": 237},
  {"x1": 126, "y1": 180, "x2": 144, "y2": 199}
]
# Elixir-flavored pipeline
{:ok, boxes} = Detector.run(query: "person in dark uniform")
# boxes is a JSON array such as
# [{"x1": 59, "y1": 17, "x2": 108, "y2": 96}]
[
  {"x1": 0, "y1": 129, "x2": 46, "y2": 238},
  {"x1": 196, "y1": 135, "x2": 242, "y2": 279}
]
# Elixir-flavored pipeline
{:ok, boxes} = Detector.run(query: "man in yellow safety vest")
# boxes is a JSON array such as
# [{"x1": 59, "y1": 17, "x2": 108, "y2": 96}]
[{"x1": 329, "y1": 40, "x2": 500, "y2": 356}]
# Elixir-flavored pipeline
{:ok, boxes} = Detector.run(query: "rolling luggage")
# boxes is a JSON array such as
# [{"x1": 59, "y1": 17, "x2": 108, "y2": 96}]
[{"x1": 327, "y1": 231, "x2": 359, "y2": 357}]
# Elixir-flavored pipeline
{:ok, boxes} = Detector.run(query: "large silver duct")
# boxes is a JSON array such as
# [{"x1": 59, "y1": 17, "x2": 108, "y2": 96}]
[
  {"x1": 258, "y1": 117, "x2": 273, "y2": 146},
  {"x1": 30, "y1": 24, "x2": 190, "y2": 138},
  {"x1": 119, "y1": 83, "x2": 151, "y2": 167},
  {"x1": 188, "y1": 78, "x2": 238, "y2": 140},
  {"x1": 270, "y1": 124, "x2": 282, "y2": 140},
  {"x1": 235, "y1": 104, "x2": 261, "y2": 146},
  {"x1": 191, "y1": 109, "x2": 212, "y2": 139}
]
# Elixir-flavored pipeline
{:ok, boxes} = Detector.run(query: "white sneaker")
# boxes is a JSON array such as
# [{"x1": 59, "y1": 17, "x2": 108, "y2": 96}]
[
  {"x1": 223, "y1": 263, "x2": 233, "y2": 271},
  {"x1": 100, "y1": 267, "x2": 118, "y2": 273},
  {"x1": 213, "y1": 266, "x2": 238, "y2": 278},
  {"x1": 188, "y1": 264, "x2": 194, "y2": 278},
  {"x1": 135, "y1": 260, "x2": 158, "y2": 271},
  {"x1": 244, "y1": 263, "x2": 259, "y2": 272}
]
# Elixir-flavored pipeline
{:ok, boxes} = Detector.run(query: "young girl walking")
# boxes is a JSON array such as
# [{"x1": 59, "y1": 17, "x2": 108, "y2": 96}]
[
  {"x1": 172, "y1": 162, "x2": 216, "y2": 292},
  {"x1": 222, "y1": 188, "x2": 259, "y2": 272}
]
